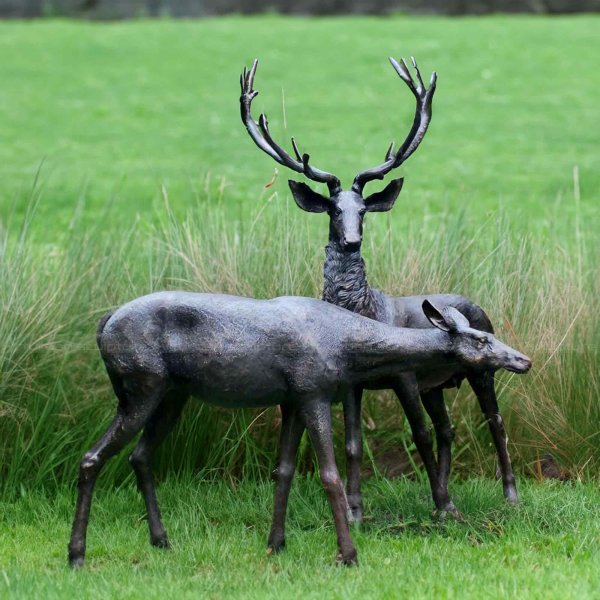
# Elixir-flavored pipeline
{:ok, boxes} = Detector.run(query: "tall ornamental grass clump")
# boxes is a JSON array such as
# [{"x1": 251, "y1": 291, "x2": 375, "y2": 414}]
[{"x1": 0, "y1": 190, "x2": 597, "y2": 497}]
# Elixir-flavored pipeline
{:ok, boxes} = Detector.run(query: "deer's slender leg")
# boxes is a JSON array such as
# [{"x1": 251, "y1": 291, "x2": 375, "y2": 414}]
[
  {"x1": 343, "y1": 387, "x2": 363, "y2": 523},
  {"x1": 467, "y1": 371, "x2": 518, "y2": 504},
  {"x1": 129, "y1": 394, "x2": 189, "y2": 548},
  {"x1": 267, "y1": 404, "x2": 305, "y2": 554},
  {"x1": 420, "y1": 388, "x2": 461, "y2": 519},
  {"x1": 393, "y1": 374, "x2": 450, "y2": 512},
  {"x1": 300, "y1": 399, "x2": 357, "y2": 566},
  {"x1": 68, "y1": 387, "x2": 163, "y2": 567}
]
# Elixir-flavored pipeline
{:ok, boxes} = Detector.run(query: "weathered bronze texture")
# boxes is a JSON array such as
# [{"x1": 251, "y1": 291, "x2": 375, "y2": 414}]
[
  {"x1": 67, "y1": 292, "x2": 530, "y2": 567},
  {"x1": 241, "y1": 58, "x2": 522, "y2": 521}
]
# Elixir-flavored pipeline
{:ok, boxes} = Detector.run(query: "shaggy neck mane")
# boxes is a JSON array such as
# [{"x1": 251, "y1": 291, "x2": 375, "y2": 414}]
[{"x1": 322, "y1": 241, "x2": 380, "y2": 320}]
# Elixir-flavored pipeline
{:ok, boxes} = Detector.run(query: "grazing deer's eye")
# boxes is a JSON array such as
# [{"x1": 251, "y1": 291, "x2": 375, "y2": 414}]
[
  {"x1": 475, "y1": 337, "x2": 487, "y2": 348},
  {"x1": 359, "y1": 209, "x2": 366, "y2": 216}
]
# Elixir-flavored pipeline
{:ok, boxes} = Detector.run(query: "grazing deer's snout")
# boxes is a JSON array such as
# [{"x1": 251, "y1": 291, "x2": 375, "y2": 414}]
[{"x1": 507, "y1": 353, "x2": 532, "y2": 374}]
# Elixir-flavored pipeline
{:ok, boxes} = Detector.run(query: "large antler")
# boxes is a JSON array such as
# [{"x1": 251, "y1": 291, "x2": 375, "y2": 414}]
[
  {"x1": 352, "y1": 57, "x2": 437, "y2": 194},
  {"x1": 240, "y1": 59, "x2": 341, "y2": 195}
]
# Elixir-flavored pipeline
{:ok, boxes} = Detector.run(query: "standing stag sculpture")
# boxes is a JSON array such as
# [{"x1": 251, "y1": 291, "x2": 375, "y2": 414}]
[
  {"x1": 241, "y1": 58, "x2": 521, "y2": 520},
  {"x1": 68, "y1": 292, "x2": 531, "y2": 567}
]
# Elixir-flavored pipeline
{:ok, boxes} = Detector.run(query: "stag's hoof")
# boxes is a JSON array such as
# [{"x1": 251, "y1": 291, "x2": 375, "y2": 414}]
[
  {"x1": 151, "y1": 535, "x2": 170, "y2": 549},
  {"x1": 504, "y1": 486, "x2": 518, "y2": 506},
  {"x1": 433, "y1": 503, "x2": 464, "y2": 523},
  {"x1": 336, "y1": 549, "x2": 358, "y2": 567},
  {"x1": 348, "y1": 506, "x2": 363, "y2": 525}
]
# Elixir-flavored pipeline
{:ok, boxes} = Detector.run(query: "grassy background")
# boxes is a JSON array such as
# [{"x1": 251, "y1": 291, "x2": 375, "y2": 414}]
[
  {"x1": 0, "y1": 14, "x2": 598, "y2": 598},
  {"x1": 0, "y1": 16, "x2": 598, "y2": 489}
]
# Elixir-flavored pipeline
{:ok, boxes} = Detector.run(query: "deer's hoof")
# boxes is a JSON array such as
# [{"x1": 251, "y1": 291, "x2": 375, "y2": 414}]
[
  {"x1": 151, "y1": 535, "x2": 170, "y2": 549},
  {"x1": 336, "y1": 549, "x2": 358, "y2": 567},
  {"x1": 267, "y1": 538, "x2": 285, "y2": 555},
  {"x1": 68, "y1": 555, "x2": 85, "y2": 569}
]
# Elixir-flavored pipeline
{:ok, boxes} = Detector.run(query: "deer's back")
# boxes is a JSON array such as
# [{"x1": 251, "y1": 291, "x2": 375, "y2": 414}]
[{"x1": 97, "y1": 292, "x2": 352, "y2": 407}]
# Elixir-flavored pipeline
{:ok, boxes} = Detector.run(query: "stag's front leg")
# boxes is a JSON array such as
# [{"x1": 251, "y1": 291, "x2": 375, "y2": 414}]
[
  {"x1": 301, "y1": 399, "x2": 357, "y2": 566},
  {"x1": 393, "y1": 374, "x2": 452, "y2": 513},
  {"x1": 468, "y1": 371, "x2": 518, "y2": 504},
  {"x1": 420, "y1": 388, "x2": 461, "y2": 520},
  {"x1": 343, "y1": 387, "x2": 363, "y2": 523},
  {"x1": 267, "y1": 404, "x2": 305, "y2": 554}
]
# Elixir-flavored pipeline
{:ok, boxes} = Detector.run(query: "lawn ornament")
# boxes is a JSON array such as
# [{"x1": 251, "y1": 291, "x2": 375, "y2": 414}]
[
  {"x1": 241, "y1": 58, "x2": 522, "y2": 520},
  {"x1": 68, "y1": 293, "x2": 530, "y2": 567}
]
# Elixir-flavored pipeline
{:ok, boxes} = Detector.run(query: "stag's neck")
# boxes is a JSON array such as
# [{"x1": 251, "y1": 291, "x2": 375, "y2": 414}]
[
  {"x1": 322, "y1": 240, "x2": 382, "y2": 320},
  {"x1": 347, "y1": 325, "x2": 454, "y2": 384}
]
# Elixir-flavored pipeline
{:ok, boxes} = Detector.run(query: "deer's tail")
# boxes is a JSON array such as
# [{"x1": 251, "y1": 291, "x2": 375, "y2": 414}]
[{"x1": 96, "y1": 311, "x2": 114, "y2": 348}]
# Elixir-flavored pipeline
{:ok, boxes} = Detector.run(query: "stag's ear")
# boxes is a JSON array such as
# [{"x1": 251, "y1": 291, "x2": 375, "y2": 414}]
[
  {"x1": 288, "y1": 180, "x2": 329, "y2": 213},
  {"x1": 364, "y1": 178, "x2": 404, "y2": 212},
  {"x1": 422, "y1": 300, "x2": 470, "y2": 333}
]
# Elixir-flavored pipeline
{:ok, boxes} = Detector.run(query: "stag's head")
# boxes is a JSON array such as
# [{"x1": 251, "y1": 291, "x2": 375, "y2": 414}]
[
  {"x1": 240, "y1": 58, "x2": 437, "y2": 251},
  {"x1": 422, "y1": 300, "x2": 532, "y2": 375}
]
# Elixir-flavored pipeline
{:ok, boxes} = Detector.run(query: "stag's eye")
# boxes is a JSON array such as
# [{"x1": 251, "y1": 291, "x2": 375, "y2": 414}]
[
  {"x1": 334, "y1": 207, "x2": 342, "y2": 216},
  {"x1": 475, "y1": 337, "x2": 487, "y2": 348},
  {"x1": 359, "y1": 209, "x2": 367, "y2": 217}
]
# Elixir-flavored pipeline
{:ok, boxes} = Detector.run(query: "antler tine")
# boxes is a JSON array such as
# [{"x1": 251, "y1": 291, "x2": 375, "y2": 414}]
[
  {"x1": 385, "y1": 142, "x2": 395, "y2": 161},
  {"x1": 291, "y1": 137, "x2": 302, "y2": 161},
  {"x1": 240, "y1": 60, "x2": 341, "y2": 193},
  {"x1": 352, "y1": 56, "x2": 437, "y2": 193}
]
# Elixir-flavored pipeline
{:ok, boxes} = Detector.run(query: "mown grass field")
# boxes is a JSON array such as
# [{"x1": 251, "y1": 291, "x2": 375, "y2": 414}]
[
  {"x1": 0, "y1": 15, "x2": 598, "y2": 598},
  {"x1": 2, "y1": 477, "x2": 599, "y2": 599}
]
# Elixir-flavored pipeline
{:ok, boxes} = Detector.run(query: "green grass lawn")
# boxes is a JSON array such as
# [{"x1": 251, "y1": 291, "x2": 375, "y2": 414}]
[
  {"x1": 0, "y1": 16, "x2": 598, "y2": 597},
  {"x1": 0, "y1": 16, "x2": 598, "y2": 236},
  {"x1": 1, "y1": 477, "x2": 599, "y2": 599}
]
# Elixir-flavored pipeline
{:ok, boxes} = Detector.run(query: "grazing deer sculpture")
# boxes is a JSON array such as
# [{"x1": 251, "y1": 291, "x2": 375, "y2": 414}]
[
  {"x1": 241, "y1": 58, "x2": 521, "y2": 520},
  {"x1": 68, "y1": 292, "x2": 531, "y2": 567}
]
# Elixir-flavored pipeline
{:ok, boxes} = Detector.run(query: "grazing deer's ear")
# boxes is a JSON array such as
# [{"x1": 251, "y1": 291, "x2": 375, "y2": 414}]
[
  {"x1": 423, "y1": 300, "x2": 470, "y2": 333},
  {"x1": 444, "y1": 306, "x2": 470, "y2": 331},
  {"x1": 288, "y1": 180, "x2": 330, "y2": 213},
  {"x1": 364, "y1": 178, "x2": 404, "y2": 212}
]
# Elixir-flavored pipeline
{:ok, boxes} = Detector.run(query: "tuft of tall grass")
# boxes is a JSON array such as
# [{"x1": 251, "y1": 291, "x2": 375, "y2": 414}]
[{"x1": 0, "y1": 185, "x2": 597, "y2": 497}]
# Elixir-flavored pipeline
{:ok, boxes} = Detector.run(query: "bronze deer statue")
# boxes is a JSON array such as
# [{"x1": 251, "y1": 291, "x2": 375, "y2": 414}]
[
  {"x1": 68, "y1": 292, "x2": 530, "y2": 567},
  {"x1": 241, "y1": 58, "x2": 521, "y2": 522}
]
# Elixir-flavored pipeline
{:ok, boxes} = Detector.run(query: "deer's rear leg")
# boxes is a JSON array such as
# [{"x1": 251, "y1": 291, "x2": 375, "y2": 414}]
[
  {"x1": 68, "y1": 381, "x2": 164, "y2": 568},
  {"x1": 267, "y1": 404, "x2": 305, "y2": 554},
  {"x1": 343, "y1": 387, "x2": 363, "y2": 523},
  {"x1": 129, "y1": 393, "x2": 188, "y2": 549},
  {"x1": 468, "y1": 371, "x2": 518, "y2": 504},
  {"x1": 420, "y1": 388, "x2": 461, "y2": 520}
]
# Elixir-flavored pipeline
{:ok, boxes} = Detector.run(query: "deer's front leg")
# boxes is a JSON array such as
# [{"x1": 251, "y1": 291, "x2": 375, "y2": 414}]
[
  {"x1": 343, "y1": 387, "x2": 363, "y2": 523},
  {"x1": 301, "y1": 398, "x2": 357, "y2": 566}
]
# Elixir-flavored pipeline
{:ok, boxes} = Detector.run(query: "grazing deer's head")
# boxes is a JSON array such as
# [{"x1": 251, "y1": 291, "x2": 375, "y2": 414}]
[
  {"x1": 422, "y1": 300, "x2": 533, "y2": 374},
  {"x1": 241, "y1": 58, "x2": 436, "y2": 251}
]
